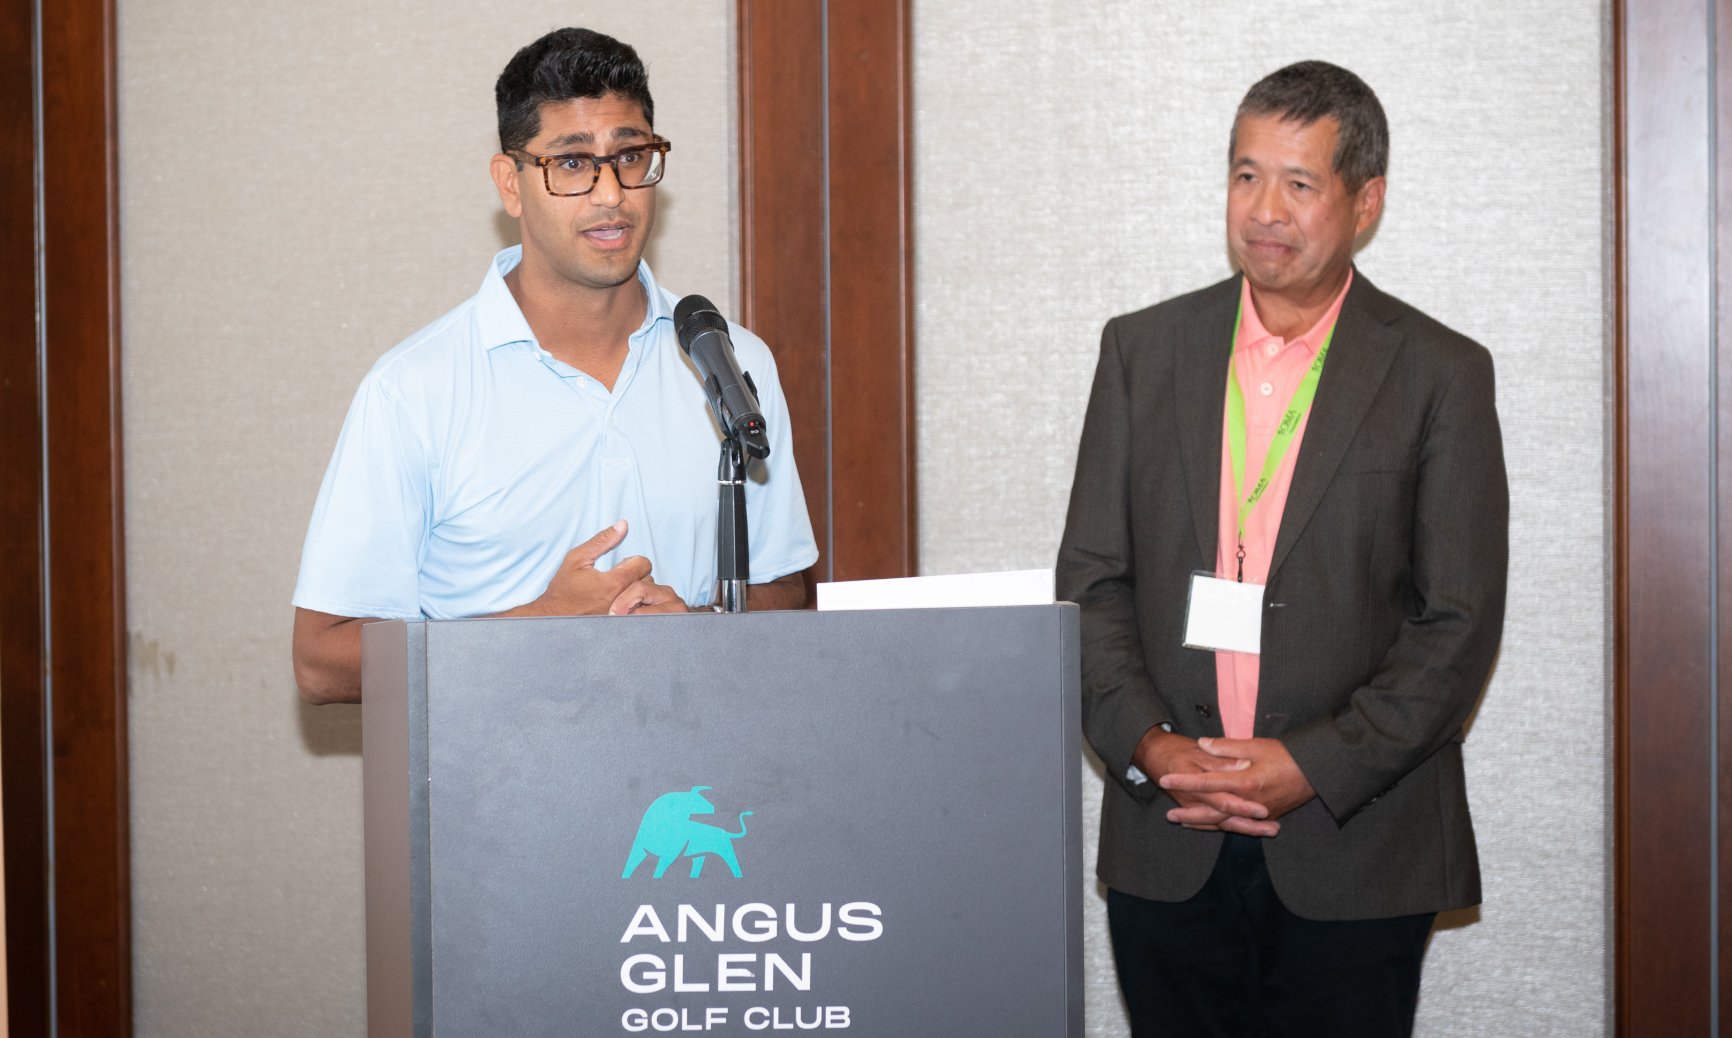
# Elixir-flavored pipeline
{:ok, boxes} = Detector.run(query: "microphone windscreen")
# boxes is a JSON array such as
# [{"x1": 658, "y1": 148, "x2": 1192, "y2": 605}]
[{"x1": 674, "y1": 294, "x2": 727, "y2": 350}]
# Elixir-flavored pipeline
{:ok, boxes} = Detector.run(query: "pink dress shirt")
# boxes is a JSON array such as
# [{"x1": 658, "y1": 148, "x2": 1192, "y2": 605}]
[{"x1": 1213, "y1": 273, "x2": 1352, "y2": 739}]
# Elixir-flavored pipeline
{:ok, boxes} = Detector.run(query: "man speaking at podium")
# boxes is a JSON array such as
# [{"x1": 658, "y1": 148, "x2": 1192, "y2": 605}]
[
  {"x1": 291, "y1": 28, "x2": 816, "y2": 705},
  {"x1": 1057, "y1": 62, "x2": 1507, "y2": 1036}
]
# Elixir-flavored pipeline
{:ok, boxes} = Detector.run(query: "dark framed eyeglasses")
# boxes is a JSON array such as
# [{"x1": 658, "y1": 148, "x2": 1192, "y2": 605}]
[{"x1": 510, "y1": 138, "x2": 672, "y2": 197}]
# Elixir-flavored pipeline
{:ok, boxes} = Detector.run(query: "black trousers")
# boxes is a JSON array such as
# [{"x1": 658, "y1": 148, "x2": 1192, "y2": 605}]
[{"x1": 1107, "y1": 835, "x2": 1435, "y2": 1038}]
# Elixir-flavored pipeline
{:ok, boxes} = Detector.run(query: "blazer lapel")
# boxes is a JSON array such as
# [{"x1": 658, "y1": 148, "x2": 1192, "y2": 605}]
[
  {"x1": 1267, "y1": 273, "x2": 1403, "y2": 580},
  {"x1": 1175, "y1": 278, "x2": 1240, "y2": 566}
]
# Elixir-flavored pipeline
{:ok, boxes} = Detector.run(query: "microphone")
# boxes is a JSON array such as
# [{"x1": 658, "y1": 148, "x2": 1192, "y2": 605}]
[{"x1": 674, "y1": 295, "x2": 770, "y2": 459}]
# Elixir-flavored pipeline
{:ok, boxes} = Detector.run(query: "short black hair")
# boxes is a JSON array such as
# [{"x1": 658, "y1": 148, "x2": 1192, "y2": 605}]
[
  {"x1": 496, "y1": 27, "x2": 654, "y2": 155},
  {"x1": 1231, "y1": 61, "x2": 1388, "y2": 189}
]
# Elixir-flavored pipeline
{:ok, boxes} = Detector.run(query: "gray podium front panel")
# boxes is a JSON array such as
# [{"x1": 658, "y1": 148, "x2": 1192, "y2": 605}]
[{"x1": 364, "y1": 605, "x2": 1081, "y2": 1037}]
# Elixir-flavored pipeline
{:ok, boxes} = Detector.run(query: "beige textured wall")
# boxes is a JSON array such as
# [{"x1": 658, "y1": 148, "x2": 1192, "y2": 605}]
[
  {"x1": 119, "y1": 5, "x2": 736, "y2": 1035},
  {"x1": 912, "y1": 3, "x2": 1608, "y2": 1036}
]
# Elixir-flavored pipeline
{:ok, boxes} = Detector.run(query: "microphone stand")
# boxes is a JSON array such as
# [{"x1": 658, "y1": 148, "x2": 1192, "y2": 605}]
[
  {"x1": 709, "y1": 388, "x2": 751, "y2": 613},
  {"x1": 679, "y1": 300, "x2": 772, "y2": 614},
  {"x1": 715, "y1": 433, "x2": 750, "y2": 613}
]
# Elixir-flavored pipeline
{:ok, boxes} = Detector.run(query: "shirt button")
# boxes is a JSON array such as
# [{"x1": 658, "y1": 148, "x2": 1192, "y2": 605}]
[
  {"x1": 1259, "y1": 382, "x2": 1274, "y2": 396},
  {"x1": 1265, "y1": 342, "x2": 1279, "y2": 356}
]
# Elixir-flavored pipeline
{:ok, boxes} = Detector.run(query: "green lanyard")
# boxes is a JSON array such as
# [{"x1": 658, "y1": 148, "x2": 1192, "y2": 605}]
[{"x1": 1225, "y1": 300, "x2": 1334, "y2": 581}]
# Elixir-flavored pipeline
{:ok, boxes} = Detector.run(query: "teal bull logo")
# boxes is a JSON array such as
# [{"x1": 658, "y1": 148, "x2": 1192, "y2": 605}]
[{"x1": 623, "y1": 786, "x2": 753, "y2": 879}]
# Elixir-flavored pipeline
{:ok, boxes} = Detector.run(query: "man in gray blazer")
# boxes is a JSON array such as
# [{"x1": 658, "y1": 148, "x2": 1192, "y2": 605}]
[{"x1": 1057, "y1": 61, "x2": 1507, "y2": 1037}]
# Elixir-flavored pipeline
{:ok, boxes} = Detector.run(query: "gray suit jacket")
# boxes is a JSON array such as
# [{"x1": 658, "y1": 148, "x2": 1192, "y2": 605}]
[{"x1": 1056, "y1": 272, "x2": 1507, "y2": 920}]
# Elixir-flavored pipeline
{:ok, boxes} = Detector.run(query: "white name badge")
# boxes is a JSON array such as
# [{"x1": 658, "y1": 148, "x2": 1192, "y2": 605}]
[{"x1": 1183, "y1": 572, "x2": 1264, "y2": 655}]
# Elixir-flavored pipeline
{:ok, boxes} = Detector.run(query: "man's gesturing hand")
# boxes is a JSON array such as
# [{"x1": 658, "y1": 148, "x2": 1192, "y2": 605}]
[
  {"x1": 608, "y1": 576, "x2": 689, "y2": 615},
  {"x1": 525, "y1": 520, "x2": 654, "y2": 617},
  {"x1": 1134, "y1": 728, "x2": 1279, "y2": 837},
  {"x1": 1158, "y1": 736, "x2": 1317, "y2": 835}
]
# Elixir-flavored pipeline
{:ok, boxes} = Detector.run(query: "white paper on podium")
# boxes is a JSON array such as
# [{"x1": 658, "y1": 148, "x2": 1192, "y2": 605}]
[{"x1": 815, "y1": 568, "x2": 1056, "y2": 611}]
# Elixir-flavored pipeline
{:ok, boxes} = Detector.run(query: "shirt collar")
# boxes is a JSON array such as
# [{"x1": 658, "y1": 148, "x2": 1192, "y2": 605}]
[
  {"x1": 1237, "y1": 268, "x2": 1354, "y2": 356},
  {"x1": 632, "y1": 263, "x2": 674, "y2": 342},
  {"x1": 473, "y1": 245, "x2": 671, "y2": 352}
]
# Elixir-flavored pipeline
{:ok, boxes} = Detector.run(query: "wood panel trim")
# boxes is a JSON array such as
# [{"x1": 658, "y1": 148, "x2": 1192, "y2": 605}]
[
  {"x1": 737, "y1": 0, "x2": 916, "y2": 584},
  {"x1": 1615, "y1": 0, "x2": 1721, "y2": 1032},
  {"x1": 1, "y1": 0, "x2": 52, "y2": 1031},
  {"x1": 42, "y1": 0, "x2": 131, "y2": 1028},
  {"x1": 738, "y1": 0, "x2": 831, "y2": 580},
  {"x1": 823, "y1": 0, "x2": 916, "y2": 580},
  {"x1": 1612, "y1": 0, "x2": 1631, "y2": 1027},
  {"x1": 2, "y1": 0, "x2": 132, "y2": 1032}
]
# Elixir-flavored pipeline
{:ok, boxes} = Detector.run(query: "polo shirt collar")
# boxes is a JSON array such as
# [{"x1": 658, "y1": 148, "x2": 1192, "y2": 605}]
[
  {"x1": 1237, "y1": 268, "x2": 1355, "y2": 355},
  {"x1": 632, "y1": 262, "x2": 674, "y2": 342},
  {"x1": 473, "y1": 244, "x2": 670, "y2": 351}
]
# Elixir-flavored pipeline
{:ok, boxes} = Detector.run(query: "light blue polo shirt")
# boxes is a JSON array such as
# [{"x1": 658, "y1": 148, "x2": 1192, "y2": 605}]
[{"x1": 293, "y1": 246, "x2": 818, "y2": 620}]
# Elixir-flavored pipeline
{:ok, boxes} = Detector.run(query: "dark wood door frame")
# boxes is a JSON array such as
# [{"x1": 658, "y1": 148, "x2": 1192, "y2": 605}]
[
  {"x1": 1615, "y1": 0, "x2": 1729, "y2": 1032},
  {"x1": 737, "y1": 0, "x2": 917, "y2": 583},
  {"x1": 1, "y1": 0, "x2": 131, "y2": 1034}
]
